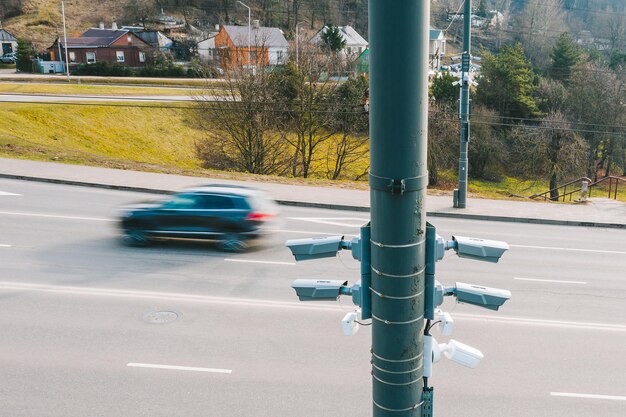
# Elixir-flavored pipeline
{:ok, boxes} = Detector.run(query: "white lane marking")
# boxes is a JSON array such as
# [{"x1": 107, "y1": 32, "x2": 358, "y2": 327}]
[
  {"x1": 0, "y1": 281, "x2": 345, "y2": 312},
  {"x1": 269, "y1": 228, "x2": 358, "y2": 238},
  {"x1": 224, "y1": 258, "x2": 295, "y2": 266},
  {"x1": 510, "y1": 244, "x2": 626, "y2": 255},
  {"x1": 0, "y1": 211, "x2": 111, "y2": 222},
  {"x1": 514, "y1": 277, "x2": 587, "y2": 285},
  {"x1": 453, "y1": 313, "x2": 626, "y2": 332},
  {"x1": 550, "y1": 392, "x2": 626, "y2": 401},
  {"x1": 0, "y1": 191, "x2": 21, "y2": 196},
  {"x1": 2, "y1": 281, "x2": 626, "y2": 332},
  {"x1": 127, "y1": 363, "x2": 232, "y2": 374},
  {"x1": 0, "y1": 244, "x2": 12, "y2": 248},
  {"x1": 288, "y1": 217, "x2": 368, "y2": 228}
]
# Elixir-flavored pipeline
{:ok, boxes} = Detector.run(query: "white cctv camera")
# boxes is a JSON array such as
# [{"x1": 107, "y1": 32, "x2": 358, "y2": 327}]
[{"x1": 437, "y1": 339, "x2": 483, "y2": 369}]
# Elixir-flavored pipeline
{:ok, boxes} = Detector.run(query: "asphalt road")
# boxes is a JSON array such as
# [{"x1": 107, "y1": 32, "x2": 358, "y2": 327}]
[{"x1": 1, "y1": 179, "x2": 625, "y2": 417}]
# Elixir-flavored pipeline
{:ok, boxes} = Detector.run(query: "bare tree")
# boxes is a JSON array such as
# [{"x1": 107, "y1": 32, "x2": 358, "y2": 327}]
[
  {"x1": 272, "y1": 47, "x2": 343, "y2": 178},
  {"x1": 516, "y1": 0, "x2": 567, "y2": 66},
  {"x1": 194, "y1": 56, "x2": 289, "y2": 175},
  {"x1": 325, "y1": 76, "x2": 369, "y2": 180}
]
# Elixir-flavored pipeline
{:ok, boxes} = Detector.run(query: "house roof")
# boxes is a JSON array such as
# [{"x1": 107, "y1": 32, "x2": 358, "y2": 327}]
[
  {"x1": 430, "y1": 28, "x2": 445, "y2": 41},
  {"x1": 52, "y1": 29, "x2": 150, "y2": 49},
  {"x1": 311, "y1": 25, "x2": 368, "y2": 47},
  {"x1": 133, "y1": 31, "x2": 173, "y2": 47},
  {"x1": 0, "y1": 28, "x2": 17, "y2": 42},
  {"x1": 223, "y1": 25, "x2": 288, "y2": 48}
]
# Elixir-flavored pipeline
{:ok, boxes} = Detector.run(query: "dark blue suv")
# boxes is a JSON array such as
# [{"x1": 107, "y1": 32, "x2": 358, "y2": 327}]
[{"x1": 117, "y1": 185, "x2": 279, "y2": 251}]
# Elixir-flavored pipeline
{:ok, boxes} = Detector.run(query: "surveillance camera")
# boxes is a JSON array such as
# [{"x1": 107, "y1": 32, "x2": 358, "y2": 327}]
[
  {"x1": 291, "y1": 279, "x2": 349, "y2": 301},
  {"x1": 341, "y1": 311, "x2": 359, "y2": 336},
  {"x1": 453, "y1": 282, "x2": 511, "y2": 311},
  {"x1": 440, "y1": 339, "x2": 483, "y2": 369},
  {"x1": 285, "y1": 236, "x2": 343, "y2": 261},
  {"x1": 451, "y1": 236, "x2": 509, "y2": 263}
]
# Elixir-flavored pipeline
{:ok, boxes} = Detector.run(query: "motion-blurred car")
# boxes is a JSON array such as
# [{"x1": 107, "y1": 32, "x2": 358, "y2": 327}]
[
  {"x1": 117, "y1": 184, "x2": 280, "y2": 251},
  {"x1": 0, "y1": 52, "x2": 17, "y2": 63}
]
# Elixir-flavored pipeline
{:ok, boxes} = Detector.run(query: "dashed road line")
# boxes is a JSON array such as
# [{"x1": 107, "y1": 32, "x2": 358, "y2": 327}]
[
  {"x1": 550, "y1": 392, "x2": 626, "y2": 401},
  {"x1": 514, "y1": 277, "x2": 587, "y2": 285},
  {"x1": 127, "y1": 363, "x2": 232, "y2": 374},
  {"x1": 224, "y1": 258, "x2": 295, "y2": 266}
]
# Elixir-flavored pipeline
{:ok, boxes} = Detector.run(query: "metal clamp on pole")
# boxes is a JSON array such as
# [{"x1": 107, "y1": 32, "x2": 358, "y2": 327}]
[{"x1": 369, "y1": 172, "x2": 428, "y2": 196}]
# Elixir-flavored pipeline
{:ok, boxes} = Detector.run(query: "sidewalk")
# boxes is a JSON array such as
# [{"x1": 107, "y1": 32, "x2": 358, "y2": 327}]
[{"x1": 1, "y1": 157, "x2": 624, "y2": 229}]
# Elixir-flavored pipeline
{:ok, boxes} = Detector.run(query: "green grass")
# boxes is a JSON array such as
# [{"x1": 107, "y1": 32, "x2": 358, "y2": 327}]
[
  {"x1": 0, "y1": 82, "x2": 202, "y2": 97},
  {"x1": 0, "y1": 102, "x2": 204, "y2": 171},
  {"x1": 1, "y1": 101, "x2": 624, "y2": 201}
]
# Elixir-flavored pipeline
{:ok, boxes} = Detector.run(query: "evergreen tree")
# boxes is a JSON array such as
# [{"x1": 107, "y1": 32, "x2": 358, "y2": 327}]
[
  {"x1": 476, "y1": 43, "x2": 541, "y2": 120},
  {"x1": 430, "y1": 71, "x2": 459, "y2": 107},
  {"x1": 549, "y1": 33, "x2": 580, "y2": 82},
  {"x1": 320, "y1": 25, "x2": 346, "y2": 53},
  {"x1": 15, "y1": 38, "x2": 32, "y2": 73},
  {"x1": 477, "y1": 0, "x2": 489, "y2": 18}
]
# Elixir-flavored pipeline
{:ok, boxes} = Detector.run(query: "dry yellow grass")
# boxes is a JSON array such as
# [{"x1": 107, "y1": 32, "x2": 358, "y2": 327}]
[{"x1": 5, "y1": 0, "x2": 129, "y2": 50}]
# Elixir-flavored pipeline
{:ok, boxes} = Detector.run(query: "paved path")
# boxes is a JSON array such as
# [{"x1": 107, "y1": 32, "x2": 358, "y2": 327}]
[{"x1": 1, "y1": 157, "x2": 624, "y2": 228}]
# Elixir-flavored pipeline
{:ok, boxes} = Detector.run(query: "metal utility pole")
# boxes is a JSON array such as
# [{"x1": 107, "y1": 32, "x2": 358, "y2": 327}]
[
  {"x1": 61, "y1": 1, "x2": 70, "y2": 82},
  {"x1": 369, "y1": 0, "x2": 429, "y2": 415},
  {"x1": 454, "y1": 0, "x2": 472, "y2": 208},
  {"x1": 236, "y1": 1, "x2": 251, "y2": 66}
]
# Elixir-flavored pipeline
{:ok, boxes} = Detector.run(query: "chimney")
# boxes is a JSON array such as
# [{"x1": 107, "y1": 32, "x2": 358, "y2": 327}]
[
  {"x1": 99, "y1": 22, "x2": 105, "y2": 30},
  {"x1": 112, "y1": 22, "x2": 118, "y2": 30},
  {"x1": 252, "y1": 20, "x2": 260, "y2": 29}
]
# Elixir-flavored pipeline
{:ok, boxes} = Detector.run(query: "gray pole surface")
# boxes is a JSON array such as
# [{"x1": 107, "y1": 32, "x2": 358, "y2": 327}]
[
  {"x1": 369, "y1": 1, "x2": 429, "y2": 415},
  {"x1": 455, "y1": 0, "x2": 472, "y2": 208}
]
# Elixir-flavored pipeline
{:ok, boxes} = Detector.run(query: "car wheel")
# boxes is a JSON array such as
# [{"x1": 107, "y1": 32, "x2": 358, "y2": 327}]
[
  {"x1": 123, "y1": 229, "x2": 150, "y2": 246},
  {"x1": 218, "y1": 234, "x2": 247, "y2": 252}
]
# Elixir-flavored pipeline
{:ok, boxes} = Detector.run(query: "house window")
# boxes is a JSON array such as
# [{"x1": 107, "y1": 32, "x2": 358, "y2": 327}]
[
  {"x1": 276, "y1": 50, "x2": 284, "y2": 63},
  {"x1": 127, "y1": 36, "x2": 132, "y2": 44},
  {"x1": 139, "y1": 51, "x2": 146, "y2": 63},
  {"x1": 347, "y1": 47, "x2": 352, "y2": 54},
  {"x1": 69, "y1": 51, "x2": 76, "y2": 63},
  {"x1": 116, "y1": 51, "x2": 125, "y2": 63},
  {"x1": 86, "y1": 52, "x2": 96, "y2": 64}
]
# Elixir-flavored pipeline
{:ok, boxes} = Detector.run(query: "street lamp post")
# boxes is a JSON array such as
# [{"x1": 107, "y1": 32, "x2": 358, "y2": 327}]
[
  {"x1": 61, "y1": 1, "x2": 70, "y2": 82},
  {"x1": 296, "y1": 21, "x2": 305, "y2": 68},
  {"x1": 236, "y1": 1, "x2": 251, "y2": 67}
]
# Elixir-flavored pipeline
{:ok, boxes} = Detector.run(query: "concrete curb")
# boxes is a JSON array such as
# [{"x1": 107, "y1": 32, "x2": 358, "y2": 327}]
[{"x1": 2, "y1": 173, "x2": 624, "y2": 229}]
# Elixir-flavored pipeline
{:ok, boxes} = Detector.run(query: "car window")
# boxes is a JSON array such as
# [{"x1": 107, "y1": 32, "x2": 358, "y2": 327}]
[
  {"x1": 197, "y1": 194, "x2": 236, "y2": 209},
  {"x1": 162, "y1": 193, "x2": 199, "y2": 209}
]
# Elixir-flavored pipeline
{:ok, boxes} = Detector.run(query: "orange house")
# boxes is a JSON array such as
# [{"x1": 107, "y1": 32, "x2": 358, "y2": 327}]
[{"x1": 214, "y1": 23, "x2": 288, "y2": 69}]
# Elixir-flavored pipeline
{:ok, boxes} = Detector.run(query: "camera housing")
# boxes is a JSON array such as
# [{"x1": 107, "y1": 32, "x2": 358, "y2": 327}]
[
  {"x1": 341, "y1": 311, "x2": 360, "y2": 336},
  {"x1": 451, "y1": 236, "x2": 509, "y2": 263},
  {"x1": 440, "y1": 339, "x2": 484, "y2": 368},
  {"x1": 291, "y1": 279, "x2": 349, "y2": 301},
  {"x1": 454, "y1": 282, "x2": 511, "y2": 311},
  {"x1": 285, "y1": 236, "x2": 343, "y2": 261}
]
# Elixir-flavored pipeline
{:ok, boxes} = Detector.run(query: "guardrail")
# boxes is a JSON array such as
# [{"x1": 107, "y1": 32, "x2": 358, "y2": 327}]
[{"x1": 530, "y1": 176, "x2": 625, "y2": 202}]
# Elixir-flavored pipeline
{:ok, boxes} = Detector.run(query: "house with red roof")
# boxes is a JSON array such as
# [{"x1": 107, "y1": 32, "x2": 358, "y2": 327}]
[{"x1": 47, "y1": 24, "x2": 152, "y2": 68}]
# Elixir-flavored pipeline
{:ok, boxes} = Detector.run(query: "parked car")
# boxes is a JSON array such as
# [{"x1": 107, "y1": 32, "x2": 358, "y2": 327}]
[
  {"x1": 117, "y1": 184, "x2": 280, "y2": 251},
  {"x1": 0, "y1": 52, "x2": 17, "y2": 63}
]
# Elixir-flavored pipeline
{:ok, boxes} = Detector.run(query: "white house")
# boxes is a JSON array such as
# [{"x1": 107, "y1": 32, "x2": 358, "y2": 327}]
[
  {"x1": 197, "y1": 32, "x2": 218, "y2": 63},
  {"x1": 0, "y1": 28, "x2": 18, "y2": 56},
  {"x1": 429, "y1": 27, "x2": 446, "y2": 70},
  {"x1": 310, "y1": 25, "x2": 368, "y2": 60}
]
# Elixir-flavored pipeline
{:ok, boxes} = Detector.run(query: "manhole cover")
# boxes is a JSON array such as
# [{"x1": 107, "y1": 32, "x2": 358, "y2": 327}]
[{"x1": 143, "y1": 310, "x2": 179, "y2": 324}]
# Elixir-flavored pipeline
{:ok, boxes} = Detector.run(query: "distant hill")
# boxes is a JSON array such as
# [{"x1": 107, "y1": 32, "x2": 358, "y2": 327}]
[{"x1": 2, "y1": 0, "x2": 127, "y2": 50}]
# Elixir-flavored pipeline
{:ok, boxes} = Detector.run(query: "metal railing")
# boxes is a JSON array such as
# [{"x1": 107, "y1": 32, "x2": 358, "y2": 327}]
[{"x1": 530, "y1": 176, "x2": 626, "y2": 202}]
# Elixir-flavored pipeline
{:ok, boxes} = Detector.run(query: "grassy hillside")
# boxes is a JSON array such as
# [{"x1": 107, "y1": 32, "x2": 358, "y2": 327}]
[
  {"x1": 3, "y1": 0, "x2": 127, "y2": 51},
  {"x1": 0, "y1": 101, "x2": 205, "y2": 172}
]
